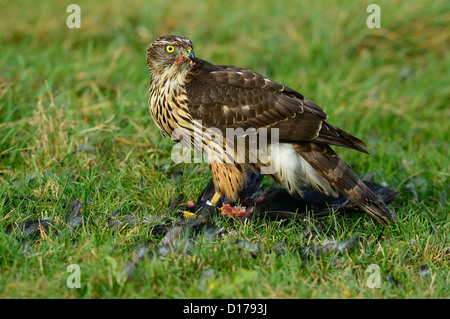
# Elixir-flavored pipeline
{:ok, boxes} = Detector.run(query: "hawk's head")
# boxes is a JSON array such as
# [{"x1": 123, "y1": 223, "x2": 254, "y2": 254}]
[{"x1": 146, "y1": 35, "x2": 196, "y2": 77}]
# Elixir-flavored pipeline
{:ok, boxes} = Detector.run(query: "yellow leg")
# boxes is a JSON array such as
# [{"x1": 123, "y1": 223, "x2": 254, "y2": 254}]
[
  {"x1": 210, "y1": 192, "x2": 222, "y2": 206},
  {"x1": 183, "y1": 192, "x2": 222, "y2": 219},
  {"x1": 182, "y1": 211, "x2": 196, "y2": 218}
]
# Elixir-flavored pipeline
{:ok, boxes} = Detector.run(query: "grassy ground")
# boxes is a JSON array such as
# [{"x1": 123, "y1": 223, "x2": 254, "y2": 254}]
[{"x1": 0, "y1": 0, "x2": 448, "y2": 298}]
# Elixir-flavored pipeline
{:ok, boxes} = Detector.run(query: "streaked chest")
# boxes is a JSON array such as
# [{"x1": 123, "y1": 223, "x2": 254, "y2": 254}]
[{"x1": 148, "y1": 78, "x2": 193, "y2": 138}]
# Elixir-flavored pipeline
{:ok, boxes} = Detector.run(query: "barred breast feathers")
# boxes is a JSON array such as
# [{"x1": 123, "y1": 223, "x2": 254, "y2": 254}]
[{"x1": 149, "y1": 71, "x2": 193, "y2": 137}]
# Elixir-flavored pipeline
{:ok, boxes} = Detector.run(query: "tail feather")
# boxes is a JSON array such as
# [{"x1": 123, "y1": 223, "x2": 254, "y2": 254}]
[{"x1": 294, "y1": 143, "x2": 396, "y2": 224}]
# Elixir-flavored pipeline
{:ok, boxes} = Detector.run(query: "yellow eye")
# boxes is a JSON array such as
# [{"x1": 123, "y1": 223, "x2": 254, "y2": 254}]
[{"x1": 166, "y1": 45, "x2": 175, "y2": 53}]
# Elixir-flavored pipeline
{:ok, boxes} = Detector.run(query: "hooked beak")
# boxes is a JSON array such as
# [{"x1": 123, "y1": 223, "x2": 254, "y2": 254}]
[{"x1": 184, "y1": 48, "x2": 195, "y2": 65}]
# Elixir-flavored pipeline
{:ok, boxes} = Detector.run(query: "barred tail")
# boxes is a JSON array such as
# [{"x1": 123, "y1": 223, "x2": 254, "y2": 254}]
[{"x1": 294, "y1": 143, "x2": 396, "y2": 225}]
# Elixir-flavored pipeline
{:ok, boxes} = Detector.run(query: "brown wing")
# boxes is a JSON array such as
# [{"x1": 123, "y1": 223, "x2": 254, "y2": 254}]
[{"x1": 185, "y1": 59, "x2": 367, "y2": 152}]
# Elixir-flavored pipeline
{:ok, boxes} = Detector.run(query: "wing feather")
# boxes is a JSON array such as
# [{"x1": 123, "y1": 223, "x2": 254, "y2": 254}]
[{"x1": 185, "y1": 59, "x2": 367, "y2": 152}]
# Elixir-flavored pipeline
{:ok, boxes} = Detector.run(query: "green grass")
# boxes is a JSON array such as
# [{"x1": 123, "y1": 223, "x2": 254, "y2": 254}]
[{"x1": 0, "y1": 0, "x2": 448, "y2": 298}]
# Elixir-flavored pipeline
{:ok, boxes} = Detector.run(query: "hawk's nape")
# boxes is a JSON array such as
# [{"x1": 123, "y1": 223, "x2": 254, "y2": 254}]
[{"x1": 146, "y1": 35, "x2": 396, "y2": 225}]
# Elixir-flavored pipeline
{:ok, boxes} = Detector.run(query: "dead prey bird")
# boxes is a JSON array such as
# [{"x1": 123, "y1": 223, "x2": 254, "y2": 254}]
[{"x1": 180, "y1": 171, "x2": 399, "y2": 221}]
